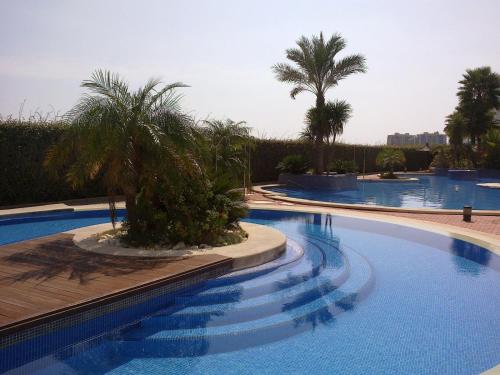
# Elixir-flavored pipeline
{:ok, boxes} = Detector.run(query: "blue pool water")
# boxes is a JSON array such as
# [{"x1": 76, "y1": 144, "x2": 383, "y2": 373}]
[
  {"x1": 1, "y1": 209, "x2": 499, "y2": 374},
  {"x1": 0, "y1": 210, "x2": 126, "y2": 246},
  {"x1": 266, "y1": 174, "x2": 500, "y2": 210}
]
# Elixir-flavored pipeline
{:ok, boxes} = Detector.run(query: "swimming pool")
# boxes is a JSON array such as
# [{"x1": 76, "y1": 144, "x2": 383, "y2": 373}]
[
  {"x1": 0, "y1": 209, "x2": 499, "y2": 374},
  {"x1": 265, "y1": 174, "x2": 500, "y2": 210}
]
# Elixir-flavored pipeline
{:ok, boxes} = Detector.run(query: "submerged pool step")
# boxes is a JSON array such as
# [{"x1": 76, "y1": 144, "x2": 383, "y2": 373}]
[
  {"x1": 138, "y1": 263, "x2": 350, "y2": 329},
  {"x1": 173, "y1": 236, "x2": 343, "y2": 305},
  {"x1": 115, "y1": 246, "x2": 374, "y2": 356}
]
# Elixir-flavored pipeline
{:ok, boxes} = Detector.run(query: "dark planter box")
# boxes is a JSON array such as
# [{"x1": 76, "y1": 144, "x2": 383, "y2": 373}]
[
  {"x1": 432, "y1": 168, "x2": 449, "y2": 176},
  {"x1": 448, "y1": 169, "x2": 478, "y2": 180},
  {"x1": 278, "y1": 173, "x2": 358, "y2": 191}
]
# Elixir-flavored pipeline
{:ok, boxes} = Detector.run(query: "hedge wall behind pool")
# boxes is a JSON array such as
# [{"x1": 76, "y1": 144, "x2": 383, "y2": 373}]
[
  {"x1": 0, "y1": 121, "x2": 433, "y2": 206},
  {"x1": 0, "y1": 121, "x2": 106, "y2": 206},
  {"x1": 250, "y1": 139, "x2": 433, "y2": 182}
]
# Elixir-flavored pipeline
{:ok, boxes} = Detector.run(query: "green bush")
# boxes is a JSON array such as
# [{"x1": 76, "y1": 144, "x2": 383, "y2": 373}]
[
  {"x1": 276, "y1": 154, "x2": 309, "y2": 174},
  {"x1": 430, "y1": 148, "x2": 452, "y2": 169},
  {"x1": 327, "y1": 160, "x2": 358, "y2": 174},
  {"x1": 121, "y1": 173, "x2": 247, "y2": 247},
  {"x1": 376, "y1": 148, "x2": 406, "y2": 174}
]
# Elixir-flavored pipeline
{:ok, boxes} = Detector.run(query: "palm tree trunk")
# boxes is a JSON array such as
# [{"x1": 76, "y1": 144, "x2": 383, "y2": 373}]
[
  {"x1": 314, "y1": 94, "x2": 326, "y2": 174},
  {"x1": 125, "y1": 192, "x2": 138, "y2": 233},
  {"x1": 314, "y1": 138, "x2": 325, "y2": 174}
]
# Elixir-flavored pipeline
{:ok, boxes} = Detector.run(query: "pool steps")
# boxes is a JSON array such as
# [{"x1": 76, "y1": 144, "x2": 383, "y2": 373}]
[{"x1": 111, "y1": 233, "x2": 374, "y2": 356}]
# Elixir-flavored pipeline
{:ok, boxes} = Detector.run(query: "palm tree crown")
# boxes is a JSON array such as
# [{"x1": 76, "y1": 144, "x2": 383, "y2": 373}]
[
  {"x1": 45, "y1": 69, "x2": 193, "y2": 228},
  {"x1": 272, "y1": 32, "x2": 366, "y2": 106},
  {"x1": 457, "y1": 66, "x2": 500, "y2": 145}
]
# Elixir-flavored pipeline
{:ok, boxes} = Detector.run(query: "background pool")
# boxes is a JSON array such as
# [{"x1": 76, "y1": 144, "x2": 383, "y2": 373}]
[
  {"x1": 1, "y1": 209, "x2": 498, "y2": 374},
  {"x1": 266, "y1": 174, "x2": 500, "y2": 210}
]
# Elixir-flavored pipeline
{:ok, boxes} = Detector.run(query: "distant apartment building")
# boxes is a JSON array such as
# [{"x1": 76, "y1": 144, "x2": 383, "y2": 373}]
[{"x1": 387, "y1": 132, "x2": 447, "y2": 146}]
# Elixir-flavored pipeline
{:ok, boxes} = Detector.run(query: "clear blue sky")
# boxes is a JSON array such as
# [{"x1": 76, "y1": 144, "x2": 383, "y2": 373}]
[{"x1": 1, "y1": 0, "x2": 499, "y2": 144}]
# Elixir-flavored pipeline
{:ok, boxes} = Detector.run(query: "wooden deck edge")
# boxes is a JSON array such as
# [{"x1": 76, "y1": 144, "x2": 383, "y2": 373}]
[{"x1": 0, "y1": 257, "x2": 232, "y2": 338}]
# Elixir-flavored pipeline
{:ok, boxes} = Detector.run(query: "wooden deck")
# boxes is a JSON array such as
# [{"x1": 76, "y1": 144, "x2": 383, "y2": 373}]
[{"x1": 0, "y1": 234, "x2": 230, "y2": 332}]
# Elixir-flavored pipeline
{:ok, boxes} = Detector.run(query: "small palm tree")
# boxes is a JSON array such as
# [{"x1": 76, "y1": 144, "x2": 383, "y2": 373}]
[
  {"x1": 376, "y1": 148, "x2": 406, "y2": 178},
  {"x1": 202, "y1": 119, "x2": 250, "y2": 172},
  {"x1": 305, "y1": 100, "x2": 352, "y2": 171},
  {"x1": 272, "y1": 32, "x2": 366, "y2": 173},
  {"x1": 45, "y1": 70, "x2": 193, "y2": 232}
]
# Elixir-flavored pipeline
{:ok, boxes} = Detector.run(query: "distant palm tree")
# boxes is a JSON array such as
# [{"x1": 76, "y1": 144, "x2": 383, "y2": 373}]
[
  {"x1": 376, "y1": 148, "x2": 406, "y2": 177},
  {"x1": 272, "y1": 32, "x2": 366, "y2": 173},
  {"x1": 202, "y1": 119, "x2": 251, "y2": 174},
  {"x1": 444, "y1": 111, "x2": 467, "y2": 164},
  {"x1": 45, "y1": 70, "x2": 193, "y2": 231},
  {"x1": 457, "y1": 66, "x2": 500, "y2": 146}
]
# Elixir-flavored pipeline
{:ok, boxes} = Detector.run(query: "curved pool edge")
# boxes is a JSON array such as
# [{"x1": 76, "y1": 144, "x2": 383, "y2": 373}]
[
  {"x1": 246, "y1": 202, "x2": 500, "y2": 256},
  {"x1": 252, "y1": 184, "x2": 500, "y2": 216}
]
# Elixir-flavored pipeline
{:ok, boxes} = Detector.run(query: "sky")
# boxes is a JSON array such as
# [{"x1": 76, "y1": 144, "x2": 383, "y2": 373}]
[{"x1": 1, "y1": 0, "x2": 499, "y2": 144}]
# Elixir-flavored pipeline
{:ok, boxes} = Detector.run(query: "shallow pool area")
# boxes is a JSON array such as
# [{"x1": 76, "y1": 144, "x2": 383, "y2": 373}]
[
  {"x1": 266, "y1": 174, "x2": 500, "y2": 210},
  {"x1": 0, "y1": 209, "x2": 499, "y2": 374}
]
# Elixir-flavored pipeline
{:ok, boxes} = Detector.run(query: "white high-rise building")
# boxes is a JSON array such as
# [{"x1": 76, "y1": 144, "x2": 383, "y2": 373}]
[{"x1": 387, "y1": 132, "x2": 447, "y2": 146}]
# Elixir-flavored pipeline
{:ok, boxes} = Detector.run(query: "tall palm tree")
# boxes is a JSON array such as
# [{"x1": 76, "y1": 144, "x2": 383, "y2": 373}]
[
  {"x1": 272, "y1": 32, "x2": 366, "y2": 173},
  {"x1": 457, "y1": 66, "x2": 500, "y2": 146},
  {"x1": 45, "y1": 69, "x2": 194, "y2": 231},
  {"x1": 444, "y1": 111, "x2": 467, "y2": 164}
]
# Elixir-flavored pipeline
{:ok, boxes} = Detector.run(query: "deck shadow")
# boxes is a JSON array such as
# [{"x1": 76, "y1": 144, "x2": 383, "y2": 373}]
[{"x1": 0, "y1": 234, "x2": 186, "y2": 285}]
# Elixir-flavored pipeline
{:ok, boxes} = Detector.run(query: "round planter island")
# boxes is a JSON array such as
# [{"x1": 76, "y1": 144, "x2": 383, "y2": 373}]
[{"x1": 69, "y1": 222, "x2": 287, "y2": 272}]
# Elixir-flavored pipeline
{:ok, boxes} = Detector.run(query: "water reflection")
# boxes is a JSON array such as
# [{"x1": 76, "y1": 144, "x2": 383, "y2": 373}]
[
  {"x1": 267, "y1": 175, "x2": 500, "y2": 209},
  {"x1": 450, "y1": 238, "x2": 491, "y2": 276}
]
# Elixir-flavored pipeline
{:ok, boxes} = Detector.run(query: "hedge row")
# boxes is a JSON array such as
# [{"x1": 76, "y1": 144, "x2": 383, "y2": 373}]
[
  {"x1": 0, "y1": 121, "x2": 433, "y2": 206},
  {"x1": 0, "y1": 121, "x2": 106, "y2": 206},
  {"x1": 250, "y1": 139, "x2": 433, "y2": 182}
]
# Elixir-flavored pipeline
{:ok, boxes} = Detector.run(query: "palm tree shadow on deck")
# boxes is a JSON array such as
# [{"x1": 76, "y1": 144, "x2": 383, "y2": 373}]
[{"x1": 1, "y1": 234, "x2": 187, "y2": 285}]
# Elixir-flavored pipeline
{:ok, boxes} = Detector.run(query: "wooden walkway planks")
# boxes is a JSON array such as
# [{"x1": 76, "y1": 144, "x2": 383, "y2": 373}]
[{"x1": 0, "y1": 233, "x2": 230, "y2": 330}]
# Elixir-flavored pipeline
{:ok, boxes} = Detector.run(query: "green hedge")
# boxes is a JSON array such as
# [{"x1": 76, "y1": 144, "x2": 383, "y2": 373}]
[
  {"x1": 0, "y1": 121, "x2": 106, "y2": 206},
  {"x1": 0, "y1": 121, "x2": 433, "y2": 206},
  {"x1": 250, "y1": 139, "x2": 433, "y2": 182}
]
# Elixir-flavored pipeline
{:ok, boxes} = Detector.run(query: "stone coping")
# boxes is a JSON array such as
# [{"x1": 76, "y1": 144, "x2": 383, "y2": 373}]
[
  {"x1": 68, "y1": 222, "x2": 286, "y2": 271},
  {"x1": 361, "y1": 177, "x2": 419, "y2": 183},
  {"x1": 477, "y1": 183, "x2": 500, "y2": 189},
  {"x1": 252, "y1": 184, "x2": 500, "y2": 216},
  {"x1": 482, "y1": 364, "x2": 500, "y2": 374},
  {"x1": 0, "y1": 204, "x2": 74, "y2": 218},
  {"x1": 247, "y1": 203, "x2": 500, "y2": 256}
]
